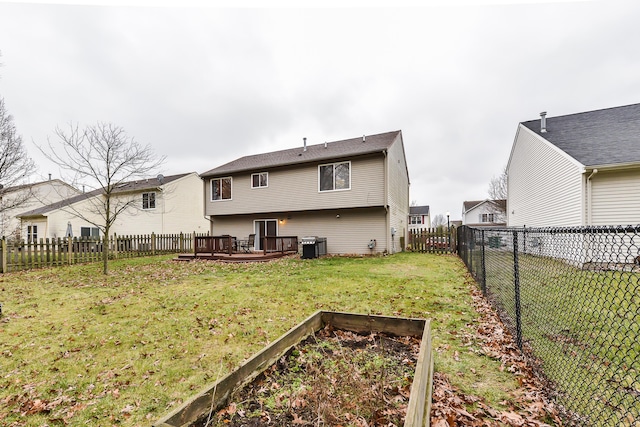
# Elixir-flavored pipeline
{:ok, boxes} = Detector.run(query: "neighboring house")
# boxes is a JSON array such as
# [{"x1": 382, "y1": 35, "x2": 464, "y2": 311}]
[
  {"x1": 508, "y1": 104, "x2": 640, "y2": 227},
  {"x1": 200, "y1": 130, "x2": 410, "y2": 255},
  {"x1": 462, "y1": 199, "x2": 506, "y2": 227},
  {"x1": 17, "y1": 172, "x2": 208, "y2": 241},
  {"x1": 409, "y1": 205, "x2": 431, "y2": 230},
  {"x1": 0, "y1": 178, "x2": 80, "y2": 241}
]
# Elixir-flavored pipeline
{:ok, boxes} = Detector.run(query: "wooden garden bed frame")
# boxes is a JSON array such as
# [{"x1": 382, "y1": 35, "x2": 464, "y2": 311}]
[{"x1": 153, "y1": 311, "x2": 433, "y2": 427}]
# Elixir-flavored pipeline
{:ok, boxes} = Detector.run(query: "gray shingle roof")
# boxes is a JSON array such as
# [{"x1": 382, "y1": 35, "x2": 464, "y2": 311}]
[
  {"x1": 201, "y1": 130, "x2": 402, "y2": 177},
  {"x1": 410, "y1": 205, "x2": 429, "y2": 215},
  {"x1": 18, "y1": 173, "x2": 190, "y2": 217},
  {"x1": 521, "y1": 103, "x2": 640, "y2": 167},
  {"x1": 0, "y1": 179, "x2": 76, "y2": 196}
]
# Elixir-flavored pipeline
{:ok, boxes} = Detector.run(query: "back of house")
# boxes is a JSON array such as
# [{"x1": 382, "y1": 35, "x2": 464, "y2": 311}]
[{"x1": 200, "y1": 131, "x2": 410, "y2": 255}]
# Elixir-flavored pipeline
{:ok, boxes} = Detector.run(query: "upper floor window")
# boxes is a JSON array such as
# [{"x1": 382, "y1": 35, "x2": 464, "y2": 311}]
[
  {"x1": 252, "y1": 172, "x2": 268, "y2": 188},
  {"x1": 211, "y1": 177, "x2": 232, "y2": 201},
  {"x1": 480, "y1": 213, "x2": 495, "y2": 223},
  {"x1": 319, "y1": 161, "x2": 350, "y2": 192},
  {"x1": 142, "y1": 192, "x2": 156, "y2": 209},
  {"x1": 410, "y1": 215, "x2": 422, "y2": 225}
]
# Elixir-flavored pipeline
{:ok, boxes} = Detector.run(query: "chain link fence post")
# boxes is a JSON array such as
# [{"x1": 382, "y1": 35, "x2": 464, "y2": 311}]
[{"x1": 512, "y1": 229, "x2": 523, "y2": 350}]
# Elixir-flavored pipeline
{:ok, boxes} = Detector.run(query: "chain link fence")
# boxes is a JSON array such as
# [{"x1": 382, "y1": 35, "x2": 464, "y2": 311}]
[{"x1": 457, "y1": 225, "x2": 640, "y2": 426}]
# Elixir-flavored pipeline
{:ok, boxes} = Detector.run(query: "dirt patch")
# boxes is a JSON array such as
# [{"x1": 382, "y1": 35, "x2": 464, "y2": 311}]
[{"x1": 194, "y1": 325, "x2": 422, "y2": 427}]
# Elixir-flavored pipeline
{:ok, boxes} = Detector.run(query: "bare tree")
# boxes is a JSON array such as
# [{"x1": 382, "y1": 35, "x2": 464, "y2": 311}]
[
  {"x1": 487, "y1": 165, "x2": 508, "y2": 220},
  {"x1": 0, "y1": 97, "x2": 37, "y2": 222},
  {"x1": 488, "y1": 165, "x2": 507, "y2": 201},
  {"x1": 38, "y1": 122, "x2": 164, "y2": 274},
  {"x1": 431, "y1": 213, "x2": 447, "y2": 228}
]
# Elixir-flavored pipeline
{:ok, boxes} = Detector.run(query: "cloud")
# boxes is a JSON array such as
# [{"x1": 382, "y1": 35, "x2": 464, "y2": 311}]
[{"x1": 1, "y1": 1, "x2": 640, "y2": 219}]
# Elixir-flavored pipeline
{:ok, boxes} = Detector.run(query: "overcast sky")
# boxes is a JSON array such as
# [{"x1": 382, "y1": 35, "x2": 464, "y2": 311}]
[{"x1": 1, "y1": 0, "x2": 639, "y2": 220}]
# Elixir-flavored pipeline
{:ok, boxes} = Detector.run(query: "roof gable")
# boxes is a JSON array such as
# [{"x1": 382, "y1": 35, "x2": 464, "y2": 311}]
[
  {"x1": 463, "y1": 199, "x2": 505, "y2": 213},
  {"x1": 521, "y1": 103, "x2": 640, "y2": 167},
  {"x1": 201, "y1": 130, "x2": 402, "y2": 177}
]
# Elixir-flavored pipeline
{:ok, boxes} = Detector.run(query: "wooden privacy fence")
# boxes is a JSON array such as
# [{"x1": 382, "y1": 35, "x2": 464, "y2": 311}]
[
  {"x1": 0, "y1": 232, "x2": 201, "y2": 273},
  {"x1": 408, "y1": 227, "x2": 457, "y2": 254}
]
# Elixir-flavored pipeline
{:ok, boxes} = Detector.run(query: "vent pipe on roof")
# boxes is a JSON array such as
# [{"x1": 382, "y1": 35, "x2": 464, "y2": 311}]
[
  {"x1": 303, "y1": 137, "x2": 307, "y2": 152},
  {"x1": 540, "y1": 111, "x2": 547, "y2": 133},
  {"x1": 48, "y1": 173, "x2": 52, "y2": 181},
  {"x1": 362, "y1": 134, "x2": 366, "y2": 142},
  {"x1": 324, "y1": 141, "x2": 327, "y2": 148}
]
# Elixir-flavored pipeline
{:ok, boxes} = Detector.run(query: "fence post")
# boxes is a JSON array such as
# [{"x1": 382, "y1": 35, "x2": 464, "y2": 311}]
[
  {"x1": 481, "y1": 230, "x2": 487, "y2": 294},
  {"x1": 512, "y1": 230, "x2": 523, "y2": 350},
  {"x1": 151, "y1": 232, "x2": 156, "y2": 255},
  {"x1": 0, "y1": 237, "x2": 6, "y2": 273}
]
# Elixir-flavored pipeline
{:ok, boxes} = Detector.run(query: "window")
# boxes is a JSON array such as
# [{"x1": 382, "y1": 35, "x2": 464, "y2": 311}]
[
  {"x1": 251, "y1": 172, "x2": 268, "y2": 188},
  {"x1": 211, "y1": 177, "x2": 232, "y2": 201},
  {"x1": 81, "y1": 227, "x2": 100, "y2": 239},
  {"x1": 319, "y1": 161, "x2": 350, "y2": 192},
  {"x1": 27, "y1": 225, "x2": 37, "y2": 243},
  {"x1": 142, "y1": 192, "x2": 156, "y2": 209},
  {"x1": 480, "y1": 213, "x2": 495, "y2": 223},
  {"x1": 410, "y1": 215, "x2": 422, "y2": 225}
]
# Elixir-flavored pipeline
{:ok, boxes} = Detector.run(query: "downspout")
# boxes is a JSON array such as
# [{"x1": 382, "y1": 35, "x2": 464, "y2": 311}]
[
  {"x1": 383, "y1": 149, "x2": 389, "y2": 253},
  {"x1": 586, "y1": 169, "x2": 598, "y2": 225}
]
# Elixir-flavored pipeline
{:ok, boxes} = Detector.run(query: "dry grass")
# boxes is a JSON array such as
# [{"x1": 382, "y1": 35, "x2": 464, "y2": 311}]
[{"x1": 0, "y1": 253, "x2": 522, "y2": 426}]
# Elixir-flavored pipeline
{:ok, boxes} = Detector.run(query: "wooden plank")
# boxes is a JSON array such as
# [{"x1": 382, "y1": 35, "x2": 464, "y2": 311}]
[
  {"x1": 321, "y1": 311, "x2": 426, "y2": 338},
  {"x1": 404, "y1": 319, "x2": 433, "y2": 427}
]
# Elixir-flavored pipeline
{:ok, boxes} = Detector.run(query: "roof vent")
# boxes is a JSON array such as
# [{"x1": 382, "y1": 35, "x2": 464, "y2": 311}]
[
  {"x1": 157, "y1": 174, "x2": 164, "y2": 184},
  {"x1": 362, "y1": 134, "x2": 366, "y2": 142},
  {"x1": 324, "y1": 141, "x2": 327, "y2": 148},
  {"x1": 303, "y1": 137, "x2": 307, "y2": 152},
  {"x1": 540, "y1": 111, "x2": 547, "y2": 133}
]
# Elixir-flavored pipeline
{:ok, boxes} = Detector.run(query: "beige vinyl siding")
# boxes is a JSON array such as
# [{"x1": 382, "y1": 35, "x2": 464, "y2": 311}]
[
  {"x1": 386, "y1": 135, "x2": 410, "y2": 252},
  {"x1": 590, "y1": 169, "x2": 640, "y2": 225},
  {"x1": 507, "y1": 126, "x2": 584, "y2": 227},
  {"x1": 112, "y1": 174, "x2": 207, "y2": 235},
  {"x1": 204, "y1": 156, "x2": 385, "y2": 216},
  {"x1": 210, "y1": 208, "x2": 388, "y2": 255}
]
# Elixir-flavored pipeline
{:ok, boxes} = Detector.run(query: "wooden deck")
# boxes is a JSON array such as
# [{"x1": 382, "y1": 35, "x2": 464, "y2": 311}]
[{"x1": 175, "y1": 251, "x2": 297, "y2": 263}]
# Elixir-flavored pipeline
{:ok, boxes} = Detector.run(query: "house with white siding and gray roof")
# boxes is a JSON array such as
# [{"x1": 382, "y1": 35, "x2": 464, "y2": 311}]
[
  {"x1": 507, "y1": 103, "x2": 640, "y2": 227},
  {"x1": 409, "y1": 205, "x2": 431, "y2": 231},
  {"x1": 17, "y1": 172, "x2": 208, "y2": 240},
  {"x1": 200, "y1": 130, "x2": 410, "y2": 255}
]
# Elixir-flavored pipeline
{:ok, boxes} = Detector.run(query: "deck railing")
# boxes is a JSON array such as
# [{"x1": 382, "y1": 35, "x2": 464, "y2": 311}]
[
  {"x1": 262, "y1": 236, "x2": 298, "y2": 254},
  {"x1": 194, "y1": 235, "x2": 300, "y2": 256}
]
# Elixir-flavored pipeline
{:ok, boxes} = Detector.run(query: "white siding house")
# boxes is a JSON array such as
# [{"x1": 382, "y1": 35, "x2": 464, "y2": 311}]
[
  {"x1": 0, "y1": 179, "x2": 80, "y2": 242},
  {"x1": 507, "y1": 104, "x2": 640, "y2": 227},
  {"x1": 201, "y1": 131, "x2": 410, "y2": 255},
  {"x1": 462, "y1": 200, "x2": 506, "y2": 227},
  {"x1": 17, "y1": 173, "x2": 208, "y2": 239},
  {"x1": 409, "y1": 206, "x2": 430, "y2": 231}
]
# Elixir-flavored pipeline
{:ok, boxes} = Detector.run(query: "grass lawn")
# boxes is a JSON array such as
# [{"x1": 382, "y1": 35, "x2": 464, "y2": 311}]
[
  {"x1": 482, "y1": 249, "x2": 640, "y2": 426},
  {"x1": 1, "y1": 252, "x2": 522, "y2": 426}
]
